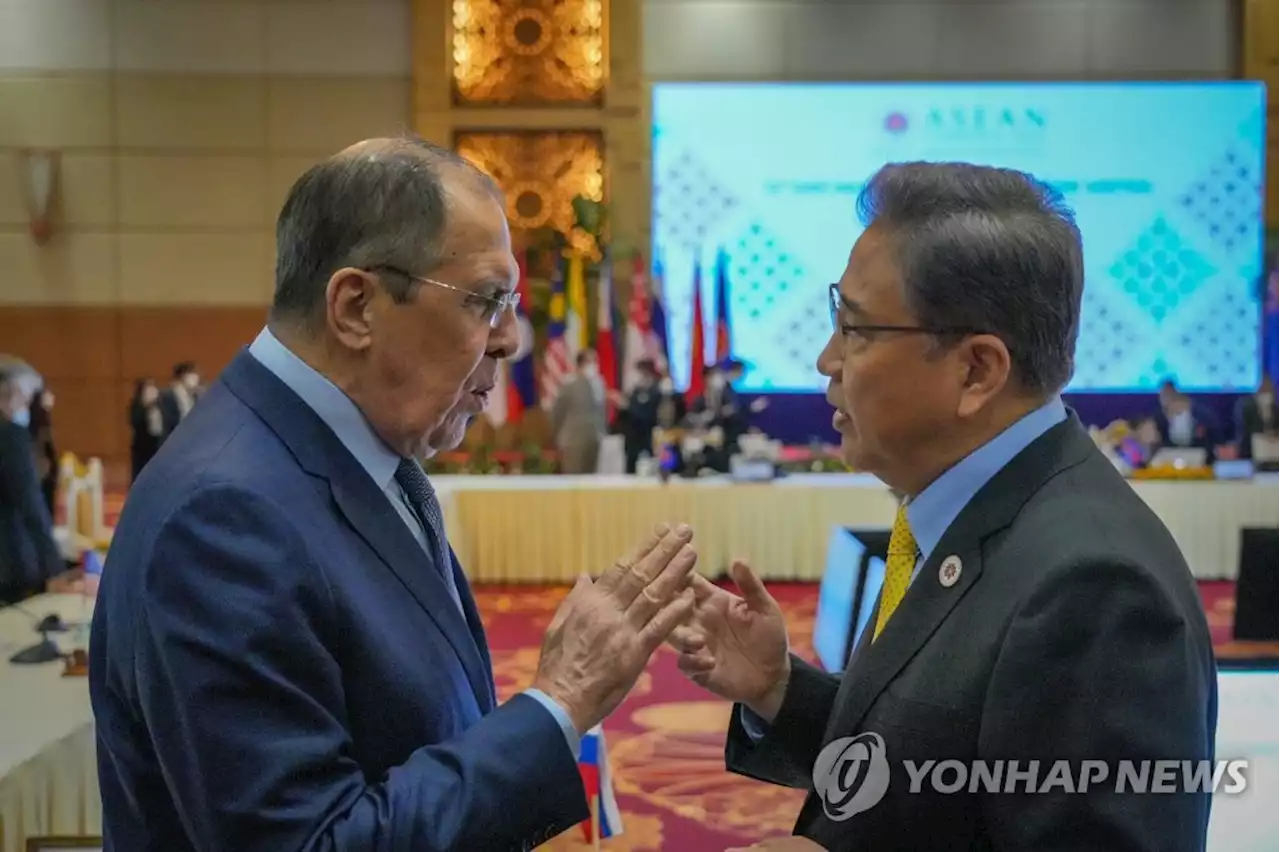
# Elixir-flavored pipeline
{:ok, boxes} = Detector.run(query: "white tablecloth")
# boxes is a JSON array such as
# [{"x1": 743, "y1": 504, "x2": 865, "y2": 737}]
[{"x1": 0, "y1": 595, "x2": 98, "y2": 851}]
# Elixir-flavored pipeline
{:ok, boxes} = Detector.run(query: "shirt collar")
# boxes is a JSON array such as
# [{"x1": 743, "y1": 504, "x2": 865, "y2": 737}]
[
  {"x1": 247, "y1": 327, "x2": 401, "y2": 491},
  {"x1": 906, "y1": 396, "x2": 1067, "y2": 563}
]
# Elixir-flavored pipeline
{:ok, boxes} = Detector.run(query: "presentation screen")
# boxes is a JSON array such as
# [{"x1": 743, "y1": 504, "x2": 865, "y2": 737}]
[{"x1": 652, "y1": 82, "x2": 1266, "y2": 394}]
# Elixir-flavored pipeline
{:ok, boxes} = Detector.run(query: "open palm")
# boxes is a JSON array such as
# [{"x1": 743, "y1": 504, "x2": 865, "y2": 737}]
[{"x1": 669, "y1": 560, "x2": 791, "y2": 714}]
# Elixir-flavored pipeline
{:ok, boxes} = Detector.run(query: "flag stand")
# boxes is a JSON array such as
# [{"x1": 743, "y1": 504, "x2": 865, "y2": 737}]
[{"x1": 590, "y1": 794, "x2": 601, "y2": 850}]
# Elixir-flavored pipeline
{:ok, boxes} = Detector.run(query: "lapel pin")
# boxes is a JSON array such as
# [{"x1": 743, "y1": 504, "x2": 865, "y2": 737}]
[{"x1": 939, "y1": 555, "x2": 963, "y2": 588}]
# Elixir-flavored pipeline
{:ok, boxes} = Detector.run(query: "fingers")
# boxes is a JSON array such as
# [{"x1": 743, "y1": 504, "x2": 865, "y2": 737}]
[
  {"x1": 689, "y1": 572, "x2": 721, "y2": 604},
  {"x1": 597, "y1": 524, "x2": 669, "y2": 594},
  {"x1": 625, "y1": 540, "x2": 697, "y2": 627},
  {"x1": 676, "y1": 649, "x2": 715, "y2": 676},
  {"x1": 730, "y1": 559, "x2": 775, "y2": 613},
  {"x1": 667, "y1": 625, "x2": 706, "y2": 654},
  {"x1": 637, "y1": 588, "x2": 695, "y2": 654},
  {"x1": 611, "y1": 524, "x2": 694, "y2": 609}
]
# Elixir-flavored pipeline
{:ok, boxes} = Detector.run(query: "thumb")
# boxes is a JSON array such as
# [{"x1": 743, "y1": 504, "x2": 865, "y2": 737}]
[{"x1": 730, "y1": 560, "x2": 775, "y2": 613}]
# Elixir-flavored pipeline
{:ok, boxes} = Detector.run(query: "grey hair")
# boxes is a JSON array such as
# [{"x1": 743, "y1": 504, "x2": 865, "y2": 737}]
[
  {"x1": 269, "y1": 135, "x2": 501, "y2": 329},
  {"x1": 0, "y1": 355, "x2": 41, "y2": 395},
  {"x1": 856, "y1": 162, "x2": 1084, "y2": 395}
]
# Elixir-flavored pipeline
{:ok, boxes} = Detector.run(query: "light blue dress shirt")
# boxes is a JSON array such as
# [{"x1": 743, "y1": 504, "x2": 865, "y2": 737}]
[
  {"x1": 742, "y1": 396, "x2": 1068, "y2": 740},
  {"x1": 248, "y1": 328, "x2": 581, "y2": 758}
]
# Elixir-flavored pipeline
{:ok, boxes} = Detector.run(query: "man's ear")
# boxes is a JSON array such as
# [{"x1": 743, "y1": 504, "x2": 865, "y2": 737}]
[
  {"x1": 955, "y1": 334, "x2": 1011, "y2": 418},
  {"x1": 326, "y1": 268, "x2": 377, "y2": 351}
]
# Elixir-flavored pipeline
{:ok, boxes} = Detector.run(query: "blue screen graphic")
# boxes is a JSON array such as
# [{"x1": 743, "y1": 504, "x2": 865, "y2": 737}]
[{"x1": 652, "y1": 82, "x2": 1267, "y2": 393}]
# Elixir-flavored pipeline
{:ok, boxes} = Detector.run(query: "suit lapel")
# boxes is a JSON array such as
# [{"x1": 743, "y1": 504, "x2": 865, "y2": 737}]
[
  {"x1": 826, "y1": 412, "x2": 1097, "y2": 740},
  {"x1": 329, "y1": 478, "x2": 493, "y2": 712},
  {"x1": 221, "y1": 350, "x2": 494, "y2": 713},
  {"x1": 450, "y1": 547, "x2": 496, "y2": 712}
]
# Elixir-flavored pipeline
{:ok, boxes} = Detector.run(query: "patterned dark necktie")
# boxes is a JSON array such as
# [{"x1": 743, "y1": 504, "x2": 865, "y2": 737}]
[{"x1": 394, "y1": 458, "x2": 461, "y2": 610}]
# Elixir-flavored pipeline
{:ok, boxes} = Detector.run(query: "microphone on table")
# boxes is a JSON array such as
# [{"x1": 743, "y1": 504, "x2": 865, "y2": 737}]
[{"x1": 8, "y1": 603, "x2": 68, "y2": 665}]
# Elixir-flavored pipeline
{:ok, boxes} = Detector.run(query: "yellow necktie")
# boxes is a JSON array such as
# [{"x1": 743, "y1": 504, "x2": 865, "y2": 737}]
[{"x1": 873, "y1": 503, "x2": 917, "y2": 640}]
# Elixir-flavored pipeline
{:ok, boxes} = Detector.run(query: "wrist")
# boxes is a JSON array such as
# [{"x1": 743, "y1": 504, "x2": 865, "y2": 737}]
[
  {"x1": 744, "y1": 657, "x2": 791, "y2": 724},
  {"x1": 531, "y1": 678, "x2": 592, "y2": 735}
]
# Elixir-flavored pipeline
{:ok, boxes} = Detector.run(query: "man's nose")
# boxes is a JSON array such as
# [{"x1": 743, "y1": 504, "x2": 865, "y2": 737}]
[
  {"x1": 816, "y1": 331, "x2": 840, "y2": 379},
  {"x1": 488, "y1": 309, "x2": 520, "y2": 359}
]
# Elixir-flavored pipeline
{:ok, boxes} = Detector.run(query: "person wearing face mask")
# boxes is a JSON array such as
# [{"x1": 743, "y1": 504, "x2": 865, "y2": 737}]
[
  {"x1": 551, "y1": 348, "x2": 607, "y2": 474},
  {"x1": 0, "y1": 361, "x2": 64, "y2": 604},
  {"x1": 159, "y1": 361, "x2": 202, "y2": 438},
  {"x1": 129, "y1": 377, "x2": 166, "y2": 483},
  {"x1": 1234, "y1": 373, "x2": 1279, "y2": 463},
  {"x1": 616, "y1": 359, "x2": 663, "y2": 473},
  {"x1": 1154, "y1": 379, "x2": 1219, "y2": 462}
]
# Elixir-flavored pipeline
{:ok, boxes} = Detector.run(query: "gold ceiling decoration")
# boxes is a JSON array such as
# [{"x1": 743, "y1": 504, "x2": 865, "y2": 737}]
[
  {"x1": 451, "y1": 0, "x2": 606, "y2": 105},
  {"x1": 454, "y1": 130, "x2": 604, "y2": 240}
]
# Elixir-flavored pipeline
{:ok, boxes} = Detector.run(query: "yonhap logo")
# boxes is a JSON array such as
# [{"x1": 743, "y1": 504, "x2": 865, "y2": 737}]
[
  {"x1": 811, "y1": 732, "x2": 1249, "y2": 819},
  {"x1": 812, "y1": 733, "x2": 891, "y2": 821}
]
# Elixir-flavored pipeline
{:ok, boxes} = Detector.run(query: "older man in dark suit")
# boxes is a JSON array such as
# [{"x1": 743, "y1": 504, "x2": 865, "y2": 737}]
[
  {"x1": 91, "y1": 137, "x2": 697, "y2": 852},
  {"x1": 671, "y1": 163, "x2": 1217, "y2": 852},
  {"x1": 0, "y1": 359, "x2": 63, "y2": 604}
]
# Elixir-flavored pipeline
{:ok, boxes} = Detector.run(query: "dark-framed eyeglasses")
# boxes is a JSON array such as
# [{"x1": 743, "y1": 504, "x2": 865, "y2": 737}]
[
  {"x1": 370, "y1": 265, "x2": 520, "y2": 329},
  {"x1": 828, "y1": 283, "x2": 989, "y2": 339}
]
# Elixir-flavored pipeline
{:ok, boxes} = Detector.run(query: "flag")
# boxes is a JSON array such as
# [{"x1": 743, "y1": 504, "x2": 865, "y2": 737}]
[
  {"x1": 567, "y1": 251, "x2": 588, "y2": 358},
  {"x1": 713, "y1": 248, "x2": 733, "y2": 362},
  {"x1": 542, "y1": 254, "x2": 573, "y2": 407},
  {"x1": 687, "y1": 261, "x2": 706, "y2": 403},
  {"x1": 622, "y1": 253, "x2": 661, "y2": 391},
  {"x1": 1265, "y1": 267, "x2": 1278, "y2": 382},
  {"x1": 578, "y1": 725, "x2": 623, "y2": 843},
  {"x1": 596, "y1": 251, "x2": 620, "y2": 421},
  {"x1": 650, "y1": 252, "x2": 670, "y2": 370},
  {"x1": 507, "y1": 249, "x2": 538, "y2": 422}
]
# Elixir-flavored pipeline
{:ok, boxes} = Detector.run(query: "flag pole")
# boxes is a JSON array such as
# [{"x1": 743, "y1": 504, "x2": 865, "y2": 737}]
[{"x1": 591, "y1": 794, "x2": 601, "y2": 850}]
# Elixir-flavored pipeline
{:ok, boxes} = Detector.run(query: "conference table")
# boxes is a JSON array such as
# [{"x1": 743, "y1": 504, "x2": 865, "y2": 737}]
[
  {"x1": 0, "y1": 594, "x2": 97, "y2": 851},
  {"x1": 438, "y1": 472, "x2": 1279, "y2": 583}
]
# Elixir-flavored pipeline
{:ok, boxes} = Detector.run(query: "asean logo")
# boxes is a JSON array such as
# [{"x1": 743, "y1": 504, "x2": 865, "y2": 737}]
[
  {"x1": 884, "y1": 112, "x2": 909, "y2": 134},
  {"x1": 812, "y1": 732, "x2": 891, "y2": 821}
]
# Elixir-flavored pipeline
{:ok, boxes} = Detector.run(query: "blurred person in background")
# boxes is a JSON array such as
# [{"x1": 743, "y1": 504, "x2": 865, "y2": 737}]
[
  {"x1": 159, "y1": 360, "x2": 201, "y2": 437},
  {"x1": 551, "y1": 348, "x2": 607, "y2": 474},
  {"x1": 129, "y1": 377, "x2": 166, "y2": 483},
  {"x1": 1154, "y1": 378, "x2": 1219, "y2": 461},
  {"x1": 1234, "y1": 373, "x2": 1277, "y2": 461},
  {"x1": 0, "y1": 361, "x2": 63, "y2": 604},
  {"x1": 616, "y1": 357, "x2": 662, "y2": 472},
  {"x1": 28, "y1": 386, "x2": 57, "y2": 515}
]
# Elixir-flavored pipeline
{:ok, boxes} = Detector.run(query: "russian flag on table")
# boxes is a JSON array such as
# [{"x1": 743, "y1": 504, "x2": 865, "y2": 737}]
[{"x1": 578, "y1": 725, "x2": 622, "y2": 843}]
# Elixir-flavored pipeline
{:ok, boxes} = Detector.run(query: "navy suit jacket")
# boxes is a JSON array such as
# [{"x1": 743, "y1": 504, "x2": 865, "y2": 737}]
[{"x1": 90, "y1": 351, "x2": 588, "y2": 852}]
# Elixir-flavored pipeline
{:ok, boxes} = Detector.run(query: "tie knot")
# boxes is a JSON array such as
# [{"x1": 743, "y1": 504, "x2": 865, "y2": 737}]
[{"x1": 396, "y1": 458, "x2": 434, "y2": 503}]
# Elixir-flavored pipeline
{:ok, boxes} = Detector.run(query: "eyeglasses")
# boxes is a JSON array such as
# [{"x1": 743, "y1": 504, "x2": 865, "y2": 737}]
[
  {"x1": 828, "y1": 283, "x2": 989, "y2": 339},
  {"x1": 370, "y1": 265, "x2": 520, "y2": 329}
]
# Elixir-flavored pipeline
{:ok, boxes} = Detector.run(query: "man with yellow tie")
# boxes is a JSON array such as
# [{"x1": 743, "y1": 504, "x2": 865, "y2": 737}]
[{"x1": 670, "y1": 163, "x2": 1217, "y2": 852}]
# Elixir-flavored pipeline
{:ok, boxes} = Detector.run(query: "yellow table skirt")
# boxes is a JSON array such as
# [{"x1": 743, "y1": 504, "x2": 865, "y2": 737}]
[{"x1": 440, "y1": 475, "x2": 899, "y2": 583}]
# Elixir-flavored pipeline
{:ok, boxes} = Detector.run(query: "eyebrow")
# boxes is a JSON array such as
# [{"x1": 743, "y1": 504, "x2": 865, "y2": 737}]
[
  {"x1": 474, "y1": 277, "x2": 515, "y2": 297},
  {"x1": 836, "y1": 291, "x2": 866, "y2": 317}
]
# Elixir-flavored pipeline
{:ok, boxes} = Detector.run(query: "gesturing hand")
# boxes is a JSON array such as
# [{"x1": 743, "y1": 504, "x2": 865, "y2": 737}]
[
  {"x1": 533, "y1": 524, "x2": 698, "y2": 734},
  {"x1": 667, "y1": 559, "x2": 791, "y2": 723}
]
